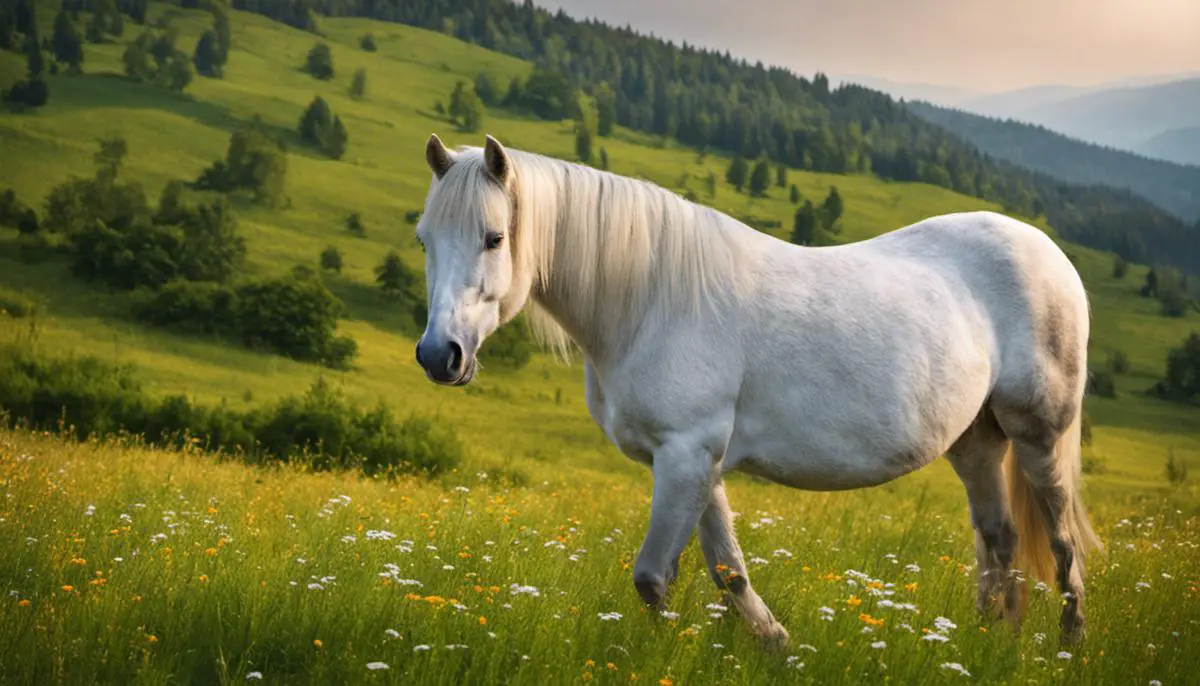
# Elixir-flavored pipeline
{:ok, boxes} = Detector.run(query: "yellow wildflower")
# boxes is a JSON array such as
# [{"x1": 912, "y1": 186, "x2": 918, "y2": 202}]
[
  {"x1": 17, "y1": 599, "x2": 30, "y2": 608},
  {"x1": 846, "y1": 595, "x2": 862, "y2": 607}
]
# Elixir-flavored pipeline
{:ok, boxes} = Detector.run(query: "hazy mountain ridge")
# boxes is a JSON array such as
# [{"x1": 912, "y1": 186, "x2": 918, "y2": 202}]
[{"x1": 907, "y1": 101, "x2": 1200, "y2": 222}]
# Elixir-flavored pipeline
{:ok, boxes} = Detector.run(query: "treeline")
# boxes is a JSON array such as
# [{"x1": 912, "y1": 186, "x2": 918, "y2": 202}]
[
  {"x1": 224, "y1": 0, "x2": 1200, "y2": 273},
  {"x1": 0, "y1": 340, "x2": 462, "y2": 475},
  {"x1": 906, "y1": 101, "x2": 1200, "y2": 222}
]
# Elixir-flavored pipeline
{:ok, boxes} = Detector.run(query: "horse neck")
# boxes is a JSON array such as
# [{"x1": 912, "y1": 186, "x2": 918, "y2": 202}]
[{"x1": 522, "y1": 168, "x2": 655, "y2": 362}]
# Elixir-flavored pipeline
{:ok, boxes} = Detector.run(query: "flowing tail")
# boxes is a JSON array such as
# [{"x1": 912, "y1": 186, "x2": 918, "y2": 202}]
[{"x1": 1004, "y1": 411, "x2": 1103, "y2": 611}]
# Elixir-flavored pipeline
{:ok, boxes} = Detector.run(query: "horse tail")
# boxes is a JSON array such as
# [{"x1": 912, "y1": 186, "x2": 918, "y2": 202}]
[{"x1": 1004, "y1": 411, "x2": 1102, "y2": 610}]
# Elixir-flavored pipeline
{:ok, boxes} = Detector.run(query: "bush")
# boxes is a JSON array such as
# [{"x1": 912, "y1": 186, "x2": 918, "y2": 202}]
[
  {"x1": 1112, "y1": 254, "x2": 1128, "y2": 279},
  {"x1": 1086, "y1": 368, "x2": 1116, "y2": 398},
  {"x1": 5, "y1": 76, "x2": 49, "y2": 109},
  {"x1": 299, "y1": 96, "x2": 348, "y2": 159},
  {"x1": 1109, "y1": 350, "x2": 1130, "y2": 375},
  {"x1": 346, "y1": 212, "x2": 366, "y2": 237},
  {"x1": 133, "y1": 270, "x2": 356, "y2": 368},
  {"x1": 478, "y1": 315, "x2": 536, "y2": 369},
  {"x1": 0, "y1": 343, "x2": 460, "y2": 475},
  {"x1": 304, "y1": 42, "x2": 333, "y2": 80},
  {"x1": 195, "y1": 121, "x2": 288, "y2": 206},
  {"x1": 1155, "y1": 332, "x2": 1200, "y2": 403},
  {"x1": 359, "y1": 33, "x2": 377, "y2": 51},
  {"x1": 1165, "y1": 449, "x2": 1188, "y2": 485}
]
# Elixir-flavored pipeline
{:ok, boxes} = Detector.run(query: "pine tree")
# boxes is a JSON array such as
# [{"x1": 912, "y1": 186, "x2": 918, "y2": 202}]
[
  {"x1": 52, "y1": 10, "x2": 85, "y2": 75},
  {"x1": 749, "y1": 159, "x2": 771, "y2": 197},
  {"x1": 789, "y1": 184, "x2": 800, "y2": 204},
  {"x1": 458, "y1": 89, "x2": 484, "y2": 133},
  {"x1": 165, "y1": 51, "x2": 193, "y2": 93},
  {"x1": 194, "y1": 30, "x2": 222, "y2": 77},
  {"x1": 821, "y1": 185, "x2": 844, "y2": 231},
  {"x1": 776, "y1": 164, "x2": 787, "y2": 188},
  {"x1": 305, "y1": 42, "x2": 333, "y2": 80},
  {"x1": 725, "y1": 157, "x2": 747, "y2": 193},
  {"x1": 595, "y1": 82, "x2": 616, "y2": 136},
  {"x1": 448, "y1": 80, "x2": 466, "y2": 123},
  {"x1": 350, "y1": 68, "x2": 367, "y2": 100},
  {"x1": 326, "y1": 116, "x2": 348, "y2": 160},
  {"x1": 474, "y1": 72, "x2": 499, "y2": 105},
  {"x1": 791, "y1": 201, "x2": 817, "y2": 246},
  {"x1": 320, "y1": 245, "x2": 343, "y2": 274},
  {"x1": 375, "y1": 251, "x2": 418, "y2": 299}
]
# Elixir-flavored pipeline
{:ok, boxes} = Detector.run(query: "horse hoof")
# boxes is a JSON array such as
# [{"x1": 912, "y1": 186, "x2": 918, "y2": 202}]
[{"x1": 757, "y1": 622, "x2": 790, "y2": 651}]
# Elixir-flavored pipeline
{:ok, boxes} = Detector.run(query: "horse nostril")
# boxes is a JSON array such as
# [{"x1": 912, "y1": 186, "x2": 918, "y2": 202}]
[
  {"x1": 445, "y1": 341, "x2": 463, "y2": 376},
  {"x1": 415, "y1": 342, "x2": 425, "y2": 367}
]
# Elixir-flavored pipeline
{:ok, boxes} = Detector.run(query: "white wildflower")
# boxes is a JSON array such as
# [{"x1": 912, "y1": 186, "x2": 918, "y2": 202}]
[
  {"x1": 871, "y1": 641, "x2": 887, "y2": 649},
  {"x1": 940, "y1": 662, "x2": 971, "y2": 677},
  {"x1": 413, "y1": 645, "x2": 431, "y2": 653},
  {"x1": 366, "y1": 662, "x2": 389, "y2": 670},
  {"x1": 245, "y1": 672, "x2": 263, "y2": 680},
  {"x1": 598, "y1": 612, "x2": 623, "y2": 621},
  {"x1": 1056, "y1": 651, "x2": 1072, "y2": 660}
]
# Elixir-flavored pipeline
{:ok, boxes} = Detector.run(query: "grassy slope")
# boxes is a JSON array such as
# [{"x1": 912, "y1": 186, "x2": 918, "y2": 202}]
[
  {"x1": 0, "y1": 4, "x2": 1196, "y2": 485},
  {"x1": 0, "y1": 5, "x2": 1198, "y2": 684}
]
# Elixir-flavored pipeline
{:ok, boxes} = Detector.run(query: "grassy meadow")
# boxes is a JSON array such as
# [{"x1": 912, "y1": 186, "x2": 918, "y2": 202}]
[{"x1": 1, "y1": 2, "x2": 1199, "y2": 684}]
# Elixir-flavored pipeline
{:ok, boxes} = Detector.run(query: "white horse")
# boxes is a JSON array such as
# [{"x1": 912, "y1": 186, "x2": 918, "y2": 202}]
[{"x1": 413, "y1": 134, "x2": 1102, "y2": 646}]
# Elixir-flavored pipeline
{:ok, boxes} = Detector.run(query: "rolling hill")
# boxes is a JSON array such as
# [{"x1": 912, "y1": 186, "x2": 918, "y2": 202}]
[
  {"x1": 959, "y1": 76, "x2": 1200, "y2": 163},
  {"x1": 0, "y1": 4, "x2": 1198, "y2": 684},
  {"x1": 906, "y1": 100, "x2": 1200, "y2": 221}
]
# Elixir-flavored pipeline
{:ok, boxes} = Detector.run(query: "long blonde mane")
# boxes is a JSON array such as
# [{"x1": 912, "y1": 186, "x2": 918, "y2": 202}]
[{"x1": 428, "y1": 146, "x2": 753, "y2": 358}]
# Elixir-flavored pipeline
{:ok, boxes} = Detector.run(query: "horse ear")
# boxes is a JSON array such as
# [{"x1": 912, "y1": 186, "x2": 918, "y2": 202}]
[
  {"x1": 483, "y1": 134, "x2": 510, "y2": 183},
  {"x1": 426, "y1": 133, "x2": 453, "y2": 179}
]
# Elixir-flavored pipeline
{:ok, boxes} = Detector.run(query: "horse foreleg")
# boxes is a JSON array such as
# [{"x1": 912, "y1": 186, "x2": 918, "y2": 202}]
[
  {"x1": 698, "y1": 479, "x2": 789, "y2": 647},
  {"x1": 632, "y1": 438, "x2": 720, "y2": 611}
]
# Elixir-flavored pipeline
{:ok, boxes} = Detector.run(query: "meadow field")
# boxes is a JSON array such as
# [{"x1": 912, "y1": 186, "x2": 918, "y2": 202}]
[{"x1": 1, "y1": 2, "x2": 1199, "y2": 684}]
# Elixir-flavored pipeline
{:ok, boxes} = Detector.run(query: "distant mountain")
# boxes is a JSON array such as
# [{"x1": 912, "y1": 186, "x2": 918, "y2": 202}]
[
  {"x1": 1136, "y1": 127, "x2": 1200, "y2": 167},
  {"x1": 958, "y1": 77, "x2": 1200, "y2": 161},
  {"x1": 907, "y1": 101, "x2": 1200, "y2": 221},
  {"x1": 831, "y1": 74, "x2": 980, "y2": 106}
]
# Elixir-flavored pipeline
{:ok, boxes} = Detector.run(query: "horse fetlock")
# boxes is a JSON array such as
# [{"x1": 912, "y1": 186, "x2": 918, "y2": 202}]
[{"x1": 633, "y1": 572, "x2": 668, "y2": 608}]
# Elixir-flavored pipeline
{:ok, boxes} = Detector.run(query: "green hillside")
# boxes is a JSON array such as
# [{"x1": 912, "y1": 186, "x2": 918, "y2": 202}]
[
  {"x1": 1, "y1": 4, "x2": 1199, "y2": 685},
  {"x1": 1, "y1": 3, "x2": 1197, "y2": 484}
]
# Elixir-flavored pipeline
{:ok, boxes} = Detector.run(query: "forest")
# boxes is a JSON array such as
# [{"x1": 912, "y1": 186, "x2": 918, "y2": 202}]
[{"x1": 176, "y1": 0, "x2": 1200, "y2": 274}]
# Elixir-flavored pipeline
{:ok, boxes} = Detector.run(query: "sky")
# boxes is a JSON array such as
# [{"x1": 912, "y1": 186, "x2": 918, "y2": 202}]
[{"x1": 535, "y1": 0, "x2": 1200, "y2": 94}]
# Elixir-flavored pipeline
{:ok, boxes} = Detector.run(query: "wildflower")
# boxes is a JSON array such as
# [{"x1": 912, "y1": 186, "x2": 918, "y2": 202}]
[
  {"x1": 940, "y1": 662, "x2": 971, "y2": 677},
  {"x1": 366, "y1": 662, "x2": 389, "y2": 671},
  {"x1": 585, "y1": 659, "x2": 596, "y2": 667},
  {"x1": 478, "y1": 616, "x2": 488, "y2": 626},
  {"x1": 510, "y1": 583, "x2": 541, "y2": 597},
  {"x1": 607, "y1": 663, "x2": 618, "y2": 671},
  {"x1": 204, "y1": 547, "x2": 218, "y2": 557},
  {"x1": 922, "y1": 633, "x2": 950, "y2": 643},
  {"x1": 245, "y1": 672, "x2": 263, "y2": 680},
  {"x1": 905, "y1": 563, "x2": 921, "y2": 573},
  {"x1": 17, "y1": 599, "x2": 30, "y2": 607},
  {"x1": 658, "y1": 679, "x2": 673, "y2": 686},
  {"x1": 598, "y1": 612, "x2": 623, "y2": 621},
  {"x1": 199, "y1": 575, "x2": 209, "y2": 583},
  {"x1": 413, "y1": 645, "x2": 432, "y2": 652},
  {"x1": 939, "y1": 555, "x2": 950, "y2": 562},
  {"x1": 385, "y1": 629, "x2": 401, "y2": 638},
  {"x1": 146, "y1": 635, "x2": 158, "y2": 644},
  {"x1": 871, "y1": 641, "x2": 887, "y2": 649},
  {"x1": 933, "y1": 617, "x2": 958, "y2": 633},
  {"x1": 660, "y1": 611, "x2": 680, "y2": 621},
  {"x1": 846, "y1": 595, "x2": 862, "y2": 607},
  {"x1": 1057, "y1": 651, "x2": 1072, "y2": 660},
  {"x1": 69, "y1": 557, "x2": 87, "y2": 566},
  {"x1": 61, "y1": 585, "x2": 74, "y2": 593},
  {"x1": 818, "y1": 606, "x2": 836, "y2": 621},
  {"x1": 904, "y1": 582, "x2": 918, "y2": 592},
  {"x1": 313, "y1": 639, "x2": 323, "y2": 648}
]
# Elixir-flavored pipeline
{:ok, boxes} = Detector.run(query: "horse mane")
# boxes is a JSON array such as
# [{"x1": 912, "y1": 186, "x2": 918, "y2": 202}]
[{"x1": 431, "y1": 146, "x2": 753, "y2": 358}]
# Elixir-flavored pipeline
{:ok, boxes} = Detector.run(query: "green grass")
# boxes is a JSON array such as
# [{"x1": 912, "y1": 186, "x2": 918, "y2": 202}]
[{"x1": 1, "y1": 4, "x2": 1199, "y2": 683}]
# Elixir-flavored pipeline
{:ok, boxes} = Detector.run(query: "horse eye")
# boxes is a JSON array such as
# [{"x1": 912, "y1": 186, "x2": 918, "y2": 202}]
[{"x1": 485, "y1": 231, "x2": 504, "y2": 250}]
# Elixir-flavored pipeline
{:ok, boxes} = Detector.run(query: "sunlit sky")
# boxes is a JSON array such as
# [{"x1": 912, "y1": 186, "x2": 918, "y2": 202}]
[{"x1": 536, "y1": 0, "x2": 1200, "y2": 93}]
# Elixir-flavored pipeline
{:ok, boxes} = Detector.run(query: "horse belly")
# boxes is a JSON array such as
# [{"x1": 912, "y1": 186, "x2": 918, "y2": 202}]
[{"x1": 724, "y1": 435, "x2": 942, "y2": 491}]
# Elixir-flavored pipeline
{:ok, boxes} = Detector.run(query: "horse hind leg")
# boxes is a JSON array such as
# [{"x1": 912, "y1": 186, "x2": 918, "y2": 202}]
[
  {"x1": 998, "y1": 398, "x2": 1099, "y2": 647},
  {"x1": 948, "y1": 409, "x2": 1023, "y2": 626},
  {"x1": 697, "y1": 480, "x2": 788, "y2": 648}
]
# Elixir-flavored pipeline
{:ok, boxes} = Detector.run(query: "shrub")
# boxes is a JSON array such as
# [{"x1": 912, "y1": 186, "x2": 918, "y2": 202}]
[
  {"x1": 195, "y1": 122, "x2": 288, "y2": 206},
  {"x1": 478, "y1": 315, "x2": 536, "y2": 369},
  {"x1": 133, "y1": 270, "x2": 356, "y2": 368},
  {"x1": 304, "y1": 42, "x2": 333, "y2": 80},
  {"x1": 1155, "y1": 332, "x2": 1200, "y2": 403},
  {"x1": 1112, "y1": 254, "x2": 1128, "y2": 279},
  {"x1": 1165, "y1": 449, "x2": 1188, "y2": 485},
  {"x1": 299, "y1": 96, "x2": 348, "y2": 159},
  {"x1": 1109, "y1": 350, "x2": 1130, "y2": 375},
  {"x1": 320, "y1": 245, "x2": 342, "y2": 273},
  {"x1": 346, "y1": 212, "x2": 365, "y2": 237},
  {"x1": 1086, "y1": 368, "x2": 1116, "y2": 398},
  {"x1": 359, "y1": 33, "x2": 377, "y2": 52},
  {"x1": 0, "y1": 343, "x2": 459, "y2": 475}
]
